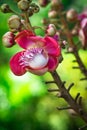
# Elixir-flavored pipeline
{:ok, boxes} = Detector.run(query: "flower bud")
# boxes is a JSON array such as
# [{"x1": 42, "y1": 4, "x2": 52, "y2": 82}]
[
  {"x1": 0, "y1": 4, "x2": 11, "y2": 13},
  {"x1": 2, "y1": 32, "x2": 15, "y2": 47},
  {"x1": 27, "y1": 7, "x2": 34, "y2": 16},
  {"x1": 68, "y1": 47, "x2": 73, "y2": 52},
  {"x1": 51, "y1": 0, "x2": 62, "y2": 7},
  {"x1": 18, "y1": 0, "x2": 29, "y2": 11},
  {"x1": 46, "y1": 24, "x2": 56, "y2": 36},
  {"x1": 61, "y1": 40, "x2": 67, "y2": 48},
  {"x1": 30, "y1": 3, "x2": 40, "y2": 13},
  {"x1": 66, "y1": 9, "x2": 78, "y2": 22},
  {"x1": 8, "y1": 15, "x2": 21, "y2": 30},
  {"x1": 48, "y1": 10, "x2": 58, "y2": 18},
  {"x1": 38, "y1": 0, "x2": 50, "y2": 7}
]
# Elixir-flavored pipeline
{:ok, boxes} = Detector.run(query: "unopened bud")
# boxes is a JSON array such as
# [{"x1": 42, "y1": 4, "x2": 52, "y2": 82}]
[
  {"x1": 51, "y1": 0, "x2": 62, "y2": 7},
  {"x1": 18, "y1": 0, "x2": 29, "y2": 11},
  {"x1": 66, "y1": 9, "x2": 78, "y2": 22},
  {"x1": 0, "y1": 4, "x2": 11, "y2": 13},
  {"x1": 27, "y1": 7, "x2": 34, "y2": 16},
  {"x1": 38, "y1": 0, "x2": 50, "y2": 7},
  {"x1": 30, "y1": 3, "x2": 40, "y2": 13},
  {"x1": 2, "y1": 32, "x2": 15, "y2": 47},
  {"x1": 68, "y1": 47, "x2": 73, "y2": 52},
  {"x1": 46, "y1": 24, "x2": 56, "y2": 36},
  {"x1": 60, "y1": 40, "x2": 67, "y2": 48},
  {"x1": 48, "y1": 10, "x2": 58, "y2": 18},
  {"x1": 8, "y1": 15, "x2": 21, "y2": 30}
]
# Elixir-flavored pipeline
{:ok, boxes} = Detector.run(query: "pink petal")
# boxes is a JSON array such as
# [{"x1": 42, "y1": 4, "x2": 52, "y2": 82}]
[
  {"x1": 81, "y1": 18, "x2": 87, "y2": 29},
  {"x1": 10, "y1": 51, "x2": 26, "y2": 76},
  {"x1": 15, "y1": 30, "x2": 45, "y2": 49},
  {"x1": 27, "y1": 67, "x2": 48, "y2": 75},
  {"x1": 79, "y1": 29, "x2": 85, "y2": 46},
  {"x1": 44, "y1": 36, "x2": 61, "y2": 56},
  {"x1": 47, "y1": 56, "x2": 59, "y2": 71}
]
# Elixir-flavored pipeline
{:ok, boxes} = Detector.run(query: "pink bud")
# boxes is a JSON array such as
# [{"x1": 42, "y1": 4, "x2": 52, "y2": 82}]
[
  {"x1": 48, "y1": 10, "x2": 58, "y2": 18},
  {"x1": 38, "y1": 0, "x2": 50, "y2": 7},
  {"x1": 51, "y1": 0, "x2": 61, "y2": 7},
  {"x1": 66, "y1": 9, "x2": 78, "y2": 21},
  {"x1": 46, "y1": 24, "x2": 56, "y2": 36},
  {"x1": 2, "y1": 32, "x2": 15, "y2": 47}
]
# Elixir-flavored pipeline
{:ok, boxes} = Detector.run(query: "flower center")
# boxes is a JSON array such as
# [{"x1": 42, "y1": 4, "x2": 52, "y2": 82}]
[{"x1": 19, "y1": 48, "x2": 49, "y2": 69}]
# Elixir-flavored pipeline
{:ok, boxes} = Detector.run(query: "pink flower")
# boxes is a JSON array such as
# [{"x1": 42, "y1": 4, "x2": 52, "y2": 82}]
[
  {"x1": 78, "y1": 10, "x2": 87, "y2": 48},
  {"x1": 10, "y1": 30, "x2": 61, "y2": 76}
]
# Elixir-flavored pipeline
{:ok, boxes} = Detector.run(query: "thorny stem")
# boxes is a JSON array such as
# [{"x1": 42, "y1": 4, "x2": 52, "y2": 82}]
[
  {"x1": 59, "y1": 15, "x2": 87, "y2": 78},
  {"x1": 51, "y1": 70, "x2": 87, "y2": 123}
]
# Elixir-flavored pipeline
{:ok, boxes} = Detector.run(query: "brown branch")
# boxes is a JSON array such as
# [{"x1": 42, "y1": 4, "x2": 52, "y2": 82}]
[{"x1": 50, "y1": 70, "x2": 87, "y2": 123}]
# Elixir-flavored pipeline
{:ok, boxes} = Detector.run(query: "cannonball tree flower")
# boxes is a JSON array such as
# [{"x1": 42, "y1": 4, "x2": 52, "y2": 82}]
[{"x1": 10, "y1": 30, "x2": 61, "y2": 76}]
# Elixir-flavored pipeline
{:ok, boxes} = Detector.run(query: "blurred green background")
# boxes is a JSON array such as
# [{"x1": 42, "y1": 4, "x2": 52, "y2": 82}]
[{"x1": 0, "y1": 0, "x2": 87, "y2": 130}]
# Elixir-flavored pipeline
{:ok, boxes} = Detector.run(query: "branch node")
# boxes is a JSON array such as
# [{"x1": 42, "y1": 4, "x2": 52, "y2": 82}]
[
  {"x1": 61, "y1": 81, "x2": 66, "y2": 87},
  {"x1": 79, "y1": 96, "x2": 83, "y2": 106},
  {"x1": 79, "y1": 108, "x2": 83, "y2": 115},
  {"x1": 56, "y1": 92, "x2": 63, "y2": 98},
  {"x1": 67, "y1": 83, "x2": 74, "y2": 92},
  {"x1": 75, "y1": 93, "x2": 80, "y2": 102}
]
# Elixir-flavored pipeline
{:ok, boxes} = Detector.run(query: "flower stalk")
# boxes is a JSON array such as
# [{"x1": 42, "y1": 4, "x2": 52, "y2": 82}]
[{"x1": 51, "y1": 70, "x2": 87, "y2": 123}]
